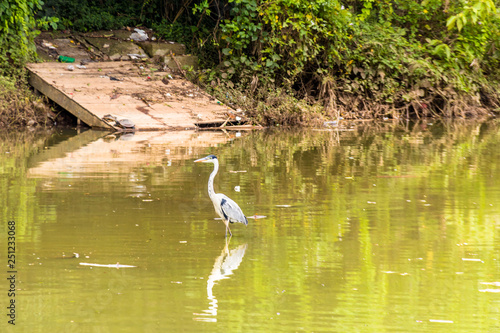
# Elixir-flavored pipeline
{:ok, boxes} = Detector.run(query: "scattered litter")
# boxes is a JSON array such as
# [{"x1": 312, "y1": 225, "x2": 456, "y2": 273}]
[
  {"x1": 247, "y1": 215, "x2": 267, "y2": 219},
  {"x1": 229, "y1": 170, "x2": 247, "y2": 173},
  {"x1": 429, "y1": 319, "x2": 453, "y2": 323},
  {"x1": 462, "y1": 258, "x2": 483, "y2": 262},
  {"x1": 142, "y1": 199, "x2": 153, "y2": 202},
  {"x1": 58, "y1": 55, "x2": 75, "y2": 63},
  {"x1": 234, "y1": 186, "x2": 240, "y2": 192},
  {"x1": 75, "y1": 65, "x2": 86, "y2": 69},
  {"x1": 481, "y1": 282, "x2": 500, "y2": 286},
  {"x1": 179, "y1": 241, "x2": 187, "y2": 244},
  {"x1": 102, "y1": 114, "x2": 117, "y2": 122},
  {"x1": 367, "y1": 201, "x2": 376, "y2": 204},
  {"x1": 324, "y1": 121, "x2": 338, "y2": 127},
  {"x1": 130, "y1": 28, "x2": 149, "y2": 41},
  {"x1": 171, "y1": 281, "x2": 182, "y2": 284},
  {"x1": 42, "y1": 41, "x2": 55, "y2": 49},
  {"x1": 115, "y1": 118, "x2": 135, "y2": 130},
  {"x1": 79, "y1": 262, "x2": 136, "y2": 268},
  {"x1": 66, "y1": 65, "x2": 74, "y2": 71},
  {"x1": 479, "y1": 289, "x2": 500, "y2": 293},
  {"x1": 276, "y1": 205, "x2": 292, "y2": 208}
]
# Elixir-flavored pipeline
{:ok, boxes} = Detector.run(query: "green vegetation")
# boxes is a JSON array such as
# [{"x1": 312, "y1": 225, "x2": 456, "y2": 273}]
[
  {"x1": 211, "y1": 0, "x2": 500, "y2": 120},
  {"x1": 0, "y1": 0, "x2": 49, "y2": 126},
  {"x1": 1, "y1": 0, "x2": 500, "y2": 127}
]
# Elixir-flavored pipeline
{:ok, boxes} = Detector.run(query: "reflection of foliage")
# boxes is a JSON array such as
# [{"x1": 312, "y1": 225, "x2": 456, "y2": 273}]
[
  {"x1": 215, "y1": 120, "x2": 500, "y2": 330},
  {"x1": 2, "y1": 121, "x2": 500, "y2": 330},
  {"x1": 0, "y1": 131, "x2": 57, "y2": 237}
]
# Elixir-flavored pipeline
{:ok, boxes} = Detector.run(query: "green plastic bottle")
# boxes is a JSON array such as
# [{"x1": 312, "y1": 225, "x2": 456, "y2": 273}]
[{"x1": 58, "y1": 56, "x2": 75, "y2": 63}]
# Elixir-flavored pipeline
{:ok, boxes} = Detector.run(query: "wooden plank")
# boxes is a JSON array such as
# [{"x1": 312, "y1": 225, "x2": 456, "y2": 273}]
[
  {"x1": 27, "y1": 70, "x2": 115, "y2": 129},
  {"x1": 26, "y1": 61, "x2": 236, "y2": 131}
]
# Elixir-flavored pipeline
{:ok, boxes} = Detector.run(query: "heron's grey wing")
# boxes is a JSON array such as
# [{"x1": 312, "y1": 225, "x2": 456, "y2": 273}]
[{"x1": 219, "y1": 194, "x2": 248, "y2": 225}]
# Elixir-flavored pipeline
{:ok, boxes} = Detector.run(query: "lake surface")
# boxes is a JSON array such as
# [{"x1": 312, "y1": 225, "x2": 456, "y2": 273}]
[{"x1": 1, "y1": 120, "x2": 500, "y2": 332}]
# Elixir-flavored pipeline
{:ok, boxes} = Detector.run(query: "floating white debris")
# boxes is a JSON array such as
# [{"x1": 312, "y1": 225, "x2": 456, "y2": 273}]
[
  {"x1": 234, "y1": 186, "x2": 240, "y2": 192},
  {"x1": 179, "y1": 241, "x2": 187, "y2": 244},
  {"x1": 481, "y1": 282, "x2": 500, "y2": 286},
  {"x1": 247, "y1": 215, "x2": 267, "y2": 219},
  {"x1": 171, "y1": 281, "x2": 182, "y2": 284},
  {"x1": 429, "y1": 319, "x2": 453, "y2": 323},
  {"x1": 229, "y1": 170, "x2": 247, "y2": 173},
  {"x1": 462, "y1": 258, "x2": 483, "y2": 262},
  {"x1": 479, "y1": 289, "x2": 500, "y2": 293},
  {"x1": 367, "y1": 201, "x2": 376, "y2": 204},
  {"x1": 79, "y1": 262, "x2": 136, "y2": 268},
  {"x1": 276, "y1": 205, "x2": 292, "y2": 208}
]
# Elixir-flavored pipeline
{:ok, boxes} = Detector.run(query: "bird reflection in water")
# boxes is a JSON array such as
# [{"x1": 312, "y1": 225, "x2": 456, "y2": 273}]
[{"x1": 193, "y1": 241, "x2": 248, "y2": 322}]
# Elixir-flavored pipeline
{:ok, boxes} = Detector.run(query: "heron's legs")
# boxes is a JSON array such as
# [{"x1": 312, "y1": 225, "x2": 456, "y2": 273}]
[{"x1": 224, "y1": 219, "x2": 232, "y2": 238}]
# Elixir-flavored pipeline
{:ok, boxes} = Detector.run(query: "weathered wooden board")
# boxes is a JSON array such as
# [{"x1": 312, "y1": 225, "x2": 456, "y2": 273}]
[{"x1": 26, "y1": 62, "x2": 235, "y2": 131}]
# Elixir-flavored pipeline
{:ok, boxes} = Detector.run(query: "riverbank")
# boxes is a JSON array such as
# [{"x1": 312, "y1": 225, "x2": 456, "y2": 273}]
[
  {"x1": 2, "y1": 1, "x2": 500, "y2": 129},
  {"x1": 2, "y1": 26, "x2": 500, "y2": 129}
]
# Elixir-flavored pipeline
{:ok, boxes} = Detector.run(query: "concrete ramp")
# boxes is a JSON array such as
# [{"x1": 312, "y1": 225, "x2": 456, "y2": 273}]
[{"x1": 27, "y1": 61, "x2": 240, "y2": 131}]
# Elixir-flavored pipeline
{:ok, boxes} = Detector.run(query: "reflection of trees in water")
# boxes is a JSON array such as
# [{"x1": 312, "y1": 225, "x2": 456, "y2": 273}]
[{"x1": 193, "y1": 241, "x2": 248, "y2": 322}]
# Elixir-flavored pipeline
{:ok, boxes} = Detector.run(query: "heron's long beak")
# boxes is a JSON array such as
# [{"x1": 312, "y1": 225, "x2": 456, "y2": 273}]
[{"x1": 194, "y1": 157, "x2": 209, "y2": 163}]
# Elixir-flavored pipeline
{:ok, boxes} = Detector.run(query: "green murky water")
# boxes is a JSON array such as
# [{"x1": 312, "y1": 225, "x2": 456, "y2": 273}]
[{"x1": 1, "y1": 121, "x2": 500, "y2": 332}]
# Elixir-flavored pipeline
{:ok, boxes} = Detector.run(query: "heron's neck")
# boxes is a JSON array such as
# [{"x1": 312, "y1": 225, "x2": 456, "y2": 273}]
[{"x1": 208, "y1": 159, "x2": 219, "y2": 199}]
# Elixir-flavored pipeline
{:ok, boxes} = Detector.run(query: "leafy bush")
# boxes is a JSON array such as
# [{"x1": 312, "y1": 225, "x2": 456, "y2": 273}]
[
  {"x1": 213, "y1": 0, "x2": 500, "y2": 118},
  {"x1": 0, "y1": 0, "x2": 41, "y2": 75}
]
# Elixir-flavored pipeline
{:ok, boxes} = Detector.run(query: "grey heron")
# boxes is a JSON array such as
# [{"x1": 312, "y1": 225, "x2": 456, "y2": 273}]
[{"x1": 195, "y1": 155, "x2": 248, "y2": 237}]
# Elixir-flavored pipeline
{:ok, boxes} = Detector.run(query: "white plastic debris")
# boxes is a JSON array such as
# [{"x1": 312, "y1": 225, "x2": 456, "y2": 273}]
[
  {"x1": 130, "y1": 28, "x2": 148, "y2": 41},
  {"x1": 79, "y1": 262, "x2": 136, "y2": 268}
]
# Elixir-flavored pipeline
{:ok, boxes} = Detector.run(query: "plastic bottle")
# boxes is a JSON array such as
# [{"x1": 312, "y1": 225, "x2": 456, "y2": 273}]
[{"x1": 58, "y1": 56, "x2": 75, "y2": 63}]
